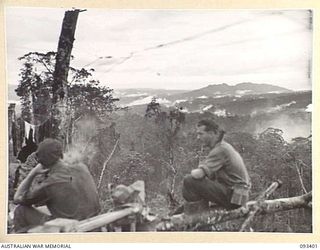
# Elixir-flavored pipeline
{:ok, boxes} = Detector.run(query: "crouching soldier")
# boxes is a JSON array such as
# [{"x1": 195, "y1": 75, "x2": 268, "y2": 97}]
[
  {"x1": 181, "y1": 119, "x2": 251, "y2": 213},
  {"x1": 13, "y1": 138, "x2": 100, "y2": 233}
]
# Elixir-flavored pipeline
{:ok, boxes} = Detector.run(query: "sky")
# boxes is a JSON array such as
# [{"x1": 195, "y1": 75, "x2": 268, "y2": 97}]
[{"x1": 5, "y1": 7, "x2": 313, "y2": 91}]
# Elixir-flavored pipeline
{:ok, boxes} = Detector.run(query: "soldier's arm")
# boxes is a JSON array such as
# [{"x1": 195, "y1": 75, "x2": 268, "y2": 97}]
[
  {"x1": 197, "y1": 148, "x2": 226, "y2": 178},
  {"x1": 14, "y1": 164, "x2": 49, "y2": 205}
]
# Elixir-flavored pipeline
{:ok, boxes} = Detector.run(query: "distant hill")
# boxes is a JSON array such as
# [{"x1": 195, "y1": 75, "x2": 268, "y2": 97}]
[
  {"x1": 169, "y1": 82, "x2": 292, "y2": 101},
  {"x1": 114, "y1": 83, "x2": 292, "y2": 106}
]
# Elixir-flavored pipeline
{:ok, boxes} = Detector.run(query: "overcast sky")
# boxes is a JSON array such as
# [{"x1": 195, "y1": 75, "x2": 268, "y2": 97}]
[{"x1": 5, "y1": 7, "x2": 313, "y2": 90}]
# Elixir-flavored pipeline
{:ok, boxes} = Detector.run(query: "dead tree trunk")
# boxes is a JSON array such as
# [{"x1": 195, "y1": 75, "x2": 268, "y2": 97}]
[
  {"x1": 52, "y1": 10, "x2": 80, "y2": 103},
  {"x1": 156, "y1": 192, "x2": 312, "y2": 231},
  {"x1": 51, "y1": 9, "x2": 84, "y2": 140}
]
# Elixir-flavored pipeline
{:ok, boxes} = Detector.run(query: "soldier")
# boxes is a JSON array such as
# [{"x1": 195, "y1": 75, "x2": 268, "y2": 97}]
[
  {"x1": 13, "y1": 138, "x2": 100, "y2": 233},
  {"x1": 182, "y1": 119, "x2": 251, "y2": 211}
]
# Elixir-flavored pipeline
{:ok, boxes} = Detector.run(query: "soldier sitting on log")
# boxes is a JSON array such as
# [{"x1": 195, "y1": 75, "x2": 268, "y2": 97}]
[
  {"x1": 13, "y1": 138, "x2": 100, "y2": 233},
  {"x1": 180, "y1": 119, "x2": 251, "y2": 213}
]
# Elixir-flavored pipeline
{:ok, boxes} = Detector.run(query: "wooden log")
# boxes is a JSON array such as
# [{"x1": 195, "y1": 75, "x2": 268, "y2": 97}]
[
  {"x1": 76, "y1": 204, "x2": 142, "y2": 232},
  {"x1": 28, "y1": 218, "x2": 79, "y2": 233},
  {"x1": 28, "y1": 204, "x2": 142, "y2": 233},
  {"x1": 156, "y1": 192, "x2": 312, "y2": 231},
  {"x1": 257, "y1": 192, "x2": 312, "y2": 213}
]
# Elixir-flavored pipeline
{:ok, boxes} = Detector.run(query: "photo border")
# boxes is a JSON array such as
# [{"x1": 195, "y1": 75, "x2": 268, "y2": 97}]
[{"x1": 0, "y1": 0, "x2": 319, "y2": 243}]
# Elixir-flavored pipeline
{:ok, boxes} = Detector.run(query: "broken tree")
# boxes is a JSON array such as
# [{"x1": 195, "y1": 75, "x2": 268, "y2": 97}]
[{"x1": 51, "y1": 9, "x2": 85, "y2": 140}]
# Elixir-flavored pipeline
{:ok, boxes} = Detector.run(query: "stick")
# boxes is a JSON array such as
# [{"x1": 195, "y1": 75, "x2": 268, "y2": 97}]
[
  {"x1": 98, "y1": 138, "x2": 120, "y2": 189},
  {"x1": 239, "y1": 180, "x2": 282, "y2": 232},
  {"x1": 295, "y1": 162, "x2": 308, "y2": 194}
]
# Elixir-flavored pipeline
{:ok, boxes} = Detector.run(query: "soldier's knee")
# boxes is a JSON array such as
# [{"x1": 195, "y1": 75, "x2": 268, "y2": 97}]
[
  {"x1": 183, "y1": 174, "x2": 197, "y2": 188},
  {"x1": 13, "y1": 205, "x2": 28, "y2": 219}
]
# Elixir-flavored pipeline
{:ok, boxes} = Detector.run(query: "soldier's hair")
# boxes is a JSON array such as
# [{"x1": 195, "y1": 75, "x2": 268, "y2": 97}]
[
  {"x1": 36, "y1": 138, "x2": 63, "y2": 166},
  {"x1": 197, "y1": 119, "x2": 225, "y2": 140},
  {"x1": 197, "y1": 119, "x2": 219, "y2": 132}
]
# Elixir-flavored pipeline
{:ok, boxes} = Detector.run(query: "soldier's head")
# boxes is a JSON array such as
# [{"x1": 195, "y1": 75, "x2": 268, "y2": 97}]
[
  {"x1": 36, "y1": 138, "x2": 63, "y2": 168},
  {"x1": 197, "y1": 119, "x2": 225, "y2": 148}
]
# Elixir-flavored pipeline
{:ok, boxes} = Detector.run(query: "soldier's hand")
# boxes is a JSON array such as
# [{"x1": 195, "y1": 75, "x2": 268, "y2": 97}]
[
  {"x1": 191, "y1": 169, "x2": 205, "y2": 179},
  {"x1": 30, "y1": 163, "x2": 50, "y2": 176}
]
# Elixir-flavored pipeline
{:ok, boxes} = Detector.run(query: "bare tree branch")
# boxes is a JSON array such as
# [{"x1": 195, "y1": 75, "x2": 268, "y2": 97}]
[
  {"x1": 295, "y1": 162, "x2": 308, "y2": 194},
  {"x1": 98, "y1": 138, "x2": 120, "y2": 189}
]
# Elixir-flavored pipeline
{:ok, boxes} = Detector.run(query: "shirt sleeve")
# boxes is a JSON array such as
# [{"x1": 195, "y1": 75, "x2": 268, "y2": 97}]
[
  {"x1": 18, "y1": 183, "x2": 49, "y2": 206},
  {"x1": 19, "y1": 152, "x2": 38, "y2": 181},
  {"x1": 198, "y1": 148, "x2": 226, "y2": 178}
]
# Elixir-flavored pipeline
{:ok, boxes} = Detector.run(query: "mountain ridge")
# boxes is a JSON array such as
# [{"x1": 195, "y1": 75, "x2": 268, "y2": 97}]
[{"x1": 170, "y1": 82, "x2": 292, "y2": 101}]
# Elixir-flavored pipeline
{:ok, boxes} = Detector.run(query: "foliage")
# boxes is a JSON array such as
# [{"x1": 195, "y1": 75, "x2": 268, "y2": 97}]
[
  {"x1": 145, "y1": 97, "x2": 161, "y2": 118},
  {"x1": 145, "y1": 98, "x2": 186, "y2": 136},
  {"x1": 67, "y1": 83, "x2": 118, "y2": 119},
  {"x1": 225, "y1": 127, "x2": 312, "y2": 232},
  {"x1": 144, "y1": 99, "x2": 186, "y2": 208},
  {"x1": 16, "y1": 52, "x2": 54, "y2": 122},
  {"x1": 15, "y1": 51, "x2": 119, "y2": 128},
  {"x1": 83, "y1": 123, "x2": 120, "y2": 181},
  {"x1": 109, "y1": 151, "x2": 154, "y2": 187}
]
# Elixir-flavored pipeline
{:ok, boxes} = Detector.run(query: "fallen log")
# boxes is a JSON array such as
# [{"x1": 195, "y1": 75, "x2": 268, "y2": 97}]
[
  {"x1": 28, "y1": 204, "x2": 142, "y2": 233},
  {"x1": 77, "y1": 204, "x2": 141, "y2": 232},
  {"x1": 256, "y1": 192, "x2": 312, "y2": 213},
  {"x1": 156, "y1": 192, "x2": 312, "y2": 231}
]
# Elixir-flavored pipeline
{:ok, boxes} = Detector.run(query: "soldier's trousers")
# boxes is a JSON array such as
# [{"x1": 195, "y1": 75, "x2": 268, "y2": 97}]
[
  {"x1": 13, "y1": 205, "x2": 51, "y2": 233},
  {"x1": 182, "y1": 174, "x2": 240, "y2": 210}
]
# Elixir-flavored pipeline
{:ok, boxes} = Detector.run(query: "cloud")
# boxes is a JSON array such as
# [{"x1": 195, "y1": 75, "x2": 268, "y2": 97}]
[{"x1": 5, "y1": 8, "x2": 312, "y2": 91}]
